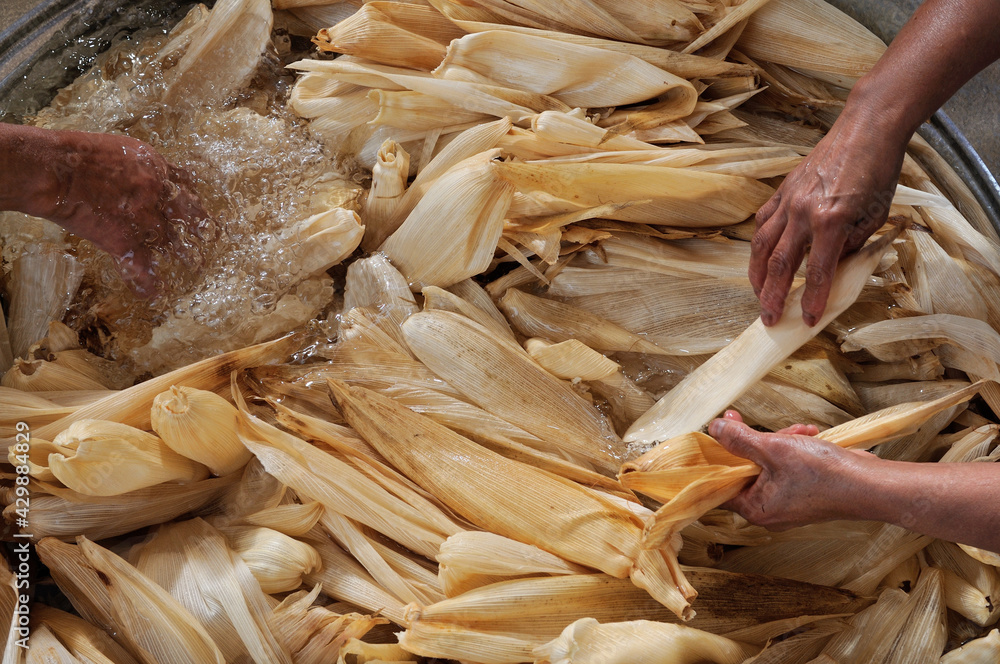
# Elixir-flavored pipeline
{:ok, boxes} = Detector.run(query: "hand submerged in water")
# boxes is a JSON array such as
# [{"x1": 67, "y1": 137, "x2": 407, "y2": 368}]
[{"x1": 0, "y1": 124, "x2": 206, "y2": 297}]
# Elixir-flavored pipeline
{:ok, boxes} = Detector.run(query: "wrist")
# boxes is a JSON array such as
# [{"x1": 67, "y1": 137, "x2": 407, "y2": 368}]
[
  {"x1": 840, "y1": 74, "x2": 922, "y2": 149},
  {"x1": 824, "y1": 450, "x2": 894, "y2": 522}
]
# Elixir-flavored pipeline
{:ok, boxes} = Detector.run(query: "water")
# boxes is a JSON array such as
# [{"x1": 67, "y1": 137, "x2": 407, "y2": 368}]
[{"x1": 5, "y1": 5, "x2": 362, "y2": 377}]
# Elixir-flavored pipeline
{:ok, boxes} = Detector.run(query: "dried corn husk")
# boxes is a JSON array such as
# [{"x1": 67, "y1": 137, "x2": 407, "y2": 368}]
[
  {"x1": 422, "y1": 286, "x2": 516, "y2": 343},
  {"x1": 925, "y1": 540, "x2": 1000, "y2": 627},
  {"x1": 19, "y1": 475, "x2": 237, "y2": 541},
  {"x1": 5, "y1": 244, "x2": 83, "y2": 360},
  {"x1": 47, "y1": 420, "x2": 209, "y2": 497},
  {"x1": 625, "y1": 228, "x2": 900, "y2": 449},
  {"x1": 267, "y1": 586, "x2": 385, "y2": 664},
  {"x1": 885, "y1": 567, "x2": 947, "y2": 664},
  {"x1": 163, "y1": 0, "x2": 273, "y2": 108},
  {"x1": 400, "y1": 310, "x2": 624, "y2": 472},
  {"x1": 218, "y1": 524, "x2": 322, "y2": 594},
  {"x1": 534, "y1": 618, "x2": 757, "y2": 664},
  {"x1": 499, "y1": 161, "x2": 774, "y2": 227},
  {"x1": 32, "y1": 604, "x2": 139, "y2": 664},
  {"x1": 380, "y1": 150, "x2": 514, "y2": 289},
  {"x1": 241, "y1": 501, "x2": 325, "y2": 537},
  {"x1": 151, "y1": 386, "x2": 251, "y2": 476},
  {"x1": 0, "y1": 306, "x2": 12, "y2": 376},
  {"x1": 531, "y1": 110, "x2": 659, "y2": 151},
  {"x1": 328, "y1": 380, "x2": 694, "y2": 620},
  {"x1": 278, "y1": 207, "x2": 364, "y2": 278},
  {"x1": 438, "y1": 31, "x2": 697, "y2": 110},
  {"x1": 362, "y1": 141, "x2": 410, "y2": 246},
  {"x1": 737, "y1": 0, "x2": 885, "y2": 86},
  {"x1": 368, "y1": 89, "x2": 493, "y2": 135},
  {"x1": 941, "y1": 629, "x2": 1000, "y2": 663},
  {"x1": 315, "y1": 4, "x2": 462, "y2": 70},
  {"x1": 524, "y1": 338, "x2": 620, "y2": 381},
  {"x1": 343, "y1": 253, "x2": 419, "y2": 316},
  {"x1": 2, "y1": 357, "x2": 108, "y2": 392}
]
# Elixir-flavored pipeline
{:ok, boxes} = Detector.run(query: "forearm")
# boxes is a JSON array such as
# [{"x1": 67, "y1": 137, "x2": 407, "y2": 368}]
[
  {"x1": 837, "y1": 457, "x2": 1000, "y2": 553},
  {"x1": 0, "y1": 123, "x2": 61, "y2": 215},
  {"x1": 841, "y1": 0, "x2": 1000, "y2": 143}
]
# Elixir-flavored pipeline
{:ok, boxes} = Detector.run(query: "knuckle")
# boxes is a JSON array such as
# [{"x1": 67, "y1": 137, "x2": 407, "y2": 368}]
[
  {"x1": 805, "y1": 265, "x2": 829, "y2": 288},
  {"x1": 766, "y1": 252, "x2": 793, "y2": 278}
]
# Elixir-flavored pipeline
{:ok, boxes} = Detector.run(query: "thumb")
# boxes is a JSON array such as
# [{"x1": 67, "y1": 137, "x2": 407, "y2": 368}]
[{"x1": 709, "y1": 417, "x2": 766, "y2": 465}]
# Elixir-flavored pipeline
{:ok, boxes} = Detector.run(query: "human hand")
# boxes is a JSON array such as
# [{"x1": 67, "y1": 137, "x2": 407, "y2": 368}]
[
  {"x1": 750, "y1": 112, "x2": 907, "y2": 327},
  {"x1": 19, "y1": 129, "x2": 206, "y2": 297},
  {"x1": 707, "y1": 410, "x2": 876, "y2": 531}
]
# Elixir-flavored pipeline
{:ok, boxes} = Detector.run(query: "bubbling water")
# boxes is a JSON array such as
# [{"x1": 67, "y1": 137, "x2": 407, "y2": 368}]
[{"x1": 18, "y1": 16, "x2": 361, "y2": 376}]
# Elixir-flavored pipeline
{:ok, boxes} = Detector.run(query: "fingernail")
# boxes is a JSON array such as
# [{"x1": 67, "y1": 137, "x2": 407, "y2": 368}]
[
  {"x1": 708, "y1": 419, "x2": 727, "y2": 438},
  {"x1": 761, "y1": 312, "x2": 774, "y2": 327},
  {"x1": 803, "y1": 313, "x2": 817, "y2": 327}
]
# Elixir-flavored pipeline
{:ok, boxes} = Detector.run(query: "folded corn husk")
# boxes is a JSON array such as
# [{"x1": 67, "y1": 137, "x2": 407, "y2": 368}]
[
  {"x1": 267, "y1": 586, "x2": 385, "y2": 664},
  {"x1": 46, "y1": 420, "x2": 209, "y2": 497},
  {"x1": 133, "y1": 519, "x2": 292, "y2": 664},
  {"x1": 151, "y1": 386, "x2": 251, "y2": 476},
  {"x1": 534, "y1": 618, "x2": 757, "y2": 664},
  {"x1": 941, "y1": 629, "x2": 1000, "y2": 663},
  {"x1": 32, "y1": 604, "x2": 139, "y2": 664},
  {"x1": 278, "y1": 207, "x2": 364, "y2": 278},
  {"x1": 437, "y1": 31, "x2": 697, "y2": 111},
  {"x1": 240, "y1": 501, "x2": 325, "y2": 537},
  {"x1": 401, "y1": 310, "x2": 624, "y2": 472},
  {"x1": 380, "y1": 150, "x2": 514, "y2": 289},
  {"x1": 4, "y1": 244, "x2": 83, "y2": 361},
  {"x1": 362, "y1": 140, "x2": 410, "y2": 248},
  {"x1": 328, "y1": 380, "x2": 695, "y2": 620},
  {"x1": 218, "y1": 524, "x2": 322, "y2": 594},
  {"x1": 499, "y1": 161, "x2": 774, "y2": 227},
  {"x1": 2, "y1": 357, "x2": 109, "y2": 392},
  {"x1": 625, "y1": 227, "x2": 901, "y2": 449}
]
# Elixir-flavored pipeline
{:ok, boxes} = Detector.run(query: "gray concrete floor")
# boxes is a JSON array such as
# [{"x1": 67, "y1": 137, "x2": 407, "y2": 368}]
[{"x1": 2, "y1": 0, "x2": 998, "y2": 179}]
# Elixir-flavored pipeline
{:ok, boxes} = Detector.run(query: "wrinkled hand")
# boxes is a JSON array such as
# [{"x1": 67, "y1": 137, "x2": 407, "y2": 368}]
[
  {"x1": 22, "y1": 130, "x2": 205, "y2": 297},
  {"x1": 707, "y1": 410, "x2": 875, "y2": 531},
  {"x1": 751, "y1": 116, "x2": 907, "y2": 327}
]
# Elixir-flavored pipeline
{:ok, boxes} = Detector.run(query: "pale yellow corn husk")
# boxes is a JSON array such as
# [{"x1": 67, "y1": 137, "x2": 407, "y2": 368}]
[
  {"x1": 268, "y1": 586, "x2": 386, "y2": 664},
  {"x1": 531, "y1": 111, "x2": 659, "y2": 151},
  {"x1": 23, "y1": 334, "x2": 299, "y2": 444},
  {"x1": 958, "y1": 546, "x2": 1000, "y2": 567},
  {"x1": 315, "y1": 4, "x2": 460, "y2": 70},
  {"x1": 8, "y1": 437, "x2": 61, "y2": 481},
  {"x1": 35, "y1": 537, "x2": 114, "y2": 631},
  {"x1": 276, "y1": 207, "x2": 364, "y2": 278},
  {"x1": 941, "y1": 629, "x2": 1000, "y2": 663},
  {"x1": 844, "y1": 313, "x2": 1000, "y2": 369},
  {"x1": 340, "y1": 638, "x2": 416, "y2": 664},
  {"x1": 242, "y1": 501, "x2": 325, "y2": 537},
  {"x1": 592, "y1": 232, "x2": 755, "y2": 281},
  {"x1": 32, "y1": 604, "x2": 139, "y2": 664},
  {"x1": 736, "y1": 0, "x2": 885, "y2": 86},
  {"x1": 47, "y1": 420, "x2": 209, "y2": 497},
  {"x1": 498, "y1": 288, "x2": 673, "y2": 356},
  {"x1": 328, "y1": 380, "x2": 695, "y2": 620},
  {"x1": 380, "y1": 150, "x2": 514, "y2": 289},
  {"x1": 912, "y1": 231, "x2": 988, "y2": 321},
  {"x1": 422, "y1": 286, "x2": 517, "y2": 343},
  {"x1": 303, "y1": 535, "x2": 408, "y2": 625},
  {"x1": 400, "y1": 310, "x2": 624, "y2": 473},
  {"x1": 4, "y1": 244, "x2": 83, "y2": 361},
  {"x1": 398, "y1": 621, "x2": 537, "y2": 664},
  {"x1": 215, "y1": 524, "x2": 322, "y2": 594},
  {"x1": 26, "y1": 624, "x2": 83, "y2": 663},
  {"x1": 739, "y1": 620, "x2": 846, "y2": 664},
  {"x1": 624, "y1": 228, "x2": 900, "y2": 448},
  {"x1": 234, "y1": 390, "x2": 464, "y2": 561},
  {"x1": 343, "y1": 253, "x2": 419, "y2": 315},
  {"x1": 21, "y1": 475, "x2": 237, "y2": 541},
  {"x1": 35, "y1": 349, "x2": 131, "y2": 390},
  {"x1": 290, "y1": 81, "x2": 377, "y2": 140},
  {"x1": 131, "y1": 519, "x2": 291, "y2": 664},
  {"x1": 437, "y1": 531, "x2": 588, "y2": 597},
  {"x1": 438, "y1": 31, "x2": 697, "y2": 111},
  {"x1": 76, "y1": 536, "x2": 227, "y2": 664},
  {"x1": 369, "y1": 89, "x2": 493, "y2": 134},
  {"x1": 524, "y1": 338, "x2": 620, "y2": 381},
  {"x1": 363, "y1": 140, "x2": 410, "y2": 246},
  {"x1": 162, "y1": 0, "x2": 272, "y2": 108},
  {"x1": 683, "y1": 0, "x2": 773, "y2": 54},
  {"x1": 926, "y1": 540, "x2": 1000, "y2": 627},
  {"x1": 447, "y1": 279, "x2": 516, "y2": 335},
  {"x1": 880, "y1": 555, "x2": 922, "y2": 593},
  {"x1": 939, "y1": 424, "x2": 999, "y2": 463},
  {"x1": 940, "y1": 569, "x2": 993, "y2": 626},
  {"x1": 2, "y1": 356, "x2": 108, "y2": 392},
  {"x1": 884, "y1": 567, "x2": 948, "y2": 664},
  {"x1": 853, "y1": 379, "x2": 972, "y2": 412},
  {"x1": 367, "y1": 117, "x2": 511, "y2": 249},
  {"x1": 499, "y1": 161, "x2": 773, "y2": 227},
  {"x1": 535, "y1": 618, "x2": 757, "y2": 664},
  {"x1": 37, "y1": 320, "x2": 81, "y2": 353},
  {"x1": 855, "y1": 352, "x2": 944, "y2": 382},
  {"x1": 150, "y1": 385, "x2": 251, "y2": 476},
  {"x1": 820, "y1": 587, "x2": 913, "y2": 662},
  {"x1": 769, "y1": 343, "x2": 863, "y2": 415}
]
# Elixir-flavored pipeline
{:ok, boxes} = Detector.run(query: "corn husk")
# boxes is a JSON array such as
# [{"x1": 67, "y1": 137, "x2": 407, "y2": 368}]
[
  {"x1": 267, "y1": 586, "x2": 386, "y2": 664},
  {"x1": 499, "y1": 161, "x2": 774, "y2": 227},
  {"x1": 925, "y1": 540, "x2": 1000, "y2": 627},
  {"x1": 241, "y1": 501, "x2": 325, "y2": 537},
  {"x1": 20, "y1": 474, "x2": 237, "y2": 541},
  {"x1": 46, "y1": 420, "x2": 209, "y2": 497},
  {"x1": 278, "y1": 207, "x2": 364, "y2": 278},
  {"x1": 380, "y1": 150, "x2": 514, "y2": 289},
  {"x1": 589, "y1": 234, "x2": 754, "y2": 281},
  {"x1": 736, "y1": 0, "x2": 885, "y2": 86},
  {"x1": 315, "y1": 3, "x2": 462, "y2": 70},
  {"x1": 368, "y1": 89, "x2": 494, "y2": 136},
  {"x1": 151, "y1": 386, "x2": 251, "y2": 476},
  {"x1": 0, "y1": 305, "x2": 12, "y2": 376},
  {"x1": 498, "y1": 288, "x2": 673, "y2": 356},
  {"x1": 941, "y1": 629, "x2": 1000, "y2": 663},
  {"x1": 328, "y1": 380, "x2": 695, "y2": 620},
  {"x1": 400, "y1": 310, "x2": 624, "y2": 472},
  {"x1": 624, "y1": 228, "x2": 900, "y2": 449},
  {"x1": 438, "y1": 31, "x2": 697, "y2": 110},
  {"x1": 362, "y1": 141, "x2": 411, "y2": 247},
  {"x1": 524, "y1": 338, "x2": 620, "y2": 381},
  {"x1": 216, "y1": 524, "x2": 322, "y2": 594},
  {"x1": 531, "y1": 110, "x2": 660, "y2": 151},
  {"x1": 162, "y1": 0, "x2": 273, "y2": 108},
  {"x1": 32, "y1": 604, "x2": 140, "y2": 664},
  {"x1": 423, "y1": 286, "x2": 517, "y2": 343},
  {"x1": 819, "y1": 586, "x2": 913, "y2": 662},
  {"x1": 1, "y1": 356, "x2": 108, "y2": 392},
  {"x1": 534, "y1": 618, "x2": 756, "y2": 664},
  {"x1": 885, "y1": 567, "x2": 948, "y2": 664},
  {"x1": 5, "y1": 244, "x2": 84, "y2": 360},
  {"x1": 22, "y1": 334, "x2": 299, "y2": 445},
  {"x1": 343, "y1": 253, "x2": 419, "y2": 317}
]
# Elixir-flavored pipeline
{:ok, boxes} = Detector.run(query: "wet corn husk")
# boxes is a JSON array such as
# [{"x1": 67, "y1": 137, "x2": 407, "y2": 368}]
[
  {"x1": 362, "y1": 140, "x2": 411, "y2": 248},
  {"x1": 151, "y1": 386, "x2": 251, "y2": 476}
]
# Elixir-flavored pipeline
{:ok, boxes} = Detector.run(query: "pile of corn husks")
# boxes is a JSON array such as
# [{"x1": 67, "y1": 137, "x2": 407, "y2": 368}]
[{"x1": 3, "y1": 0, "x2": 1000, "y2": 661}]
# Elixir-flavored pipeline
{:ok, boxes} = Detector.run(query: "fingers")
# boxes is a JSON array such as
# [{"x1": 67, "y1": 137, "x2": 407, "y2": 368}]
[
  {"x1": 757, "y1": 218, "x2": 809, "y2": 327},
  {"x1": 722, "y1": 410, "x2": 744, "y2": 423},
  {"x1": 749, "y1": 214, "x2": 786, "y2": 297},
  {"x1": 800, "y1": 224, "x2": 848, "y2": 326},
  {"x1": 708, "y1": 417, "x2": 767, "y2": 465},
  {"x1": 777, "y1": 423, "x2": 820, "y2": 436}
]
